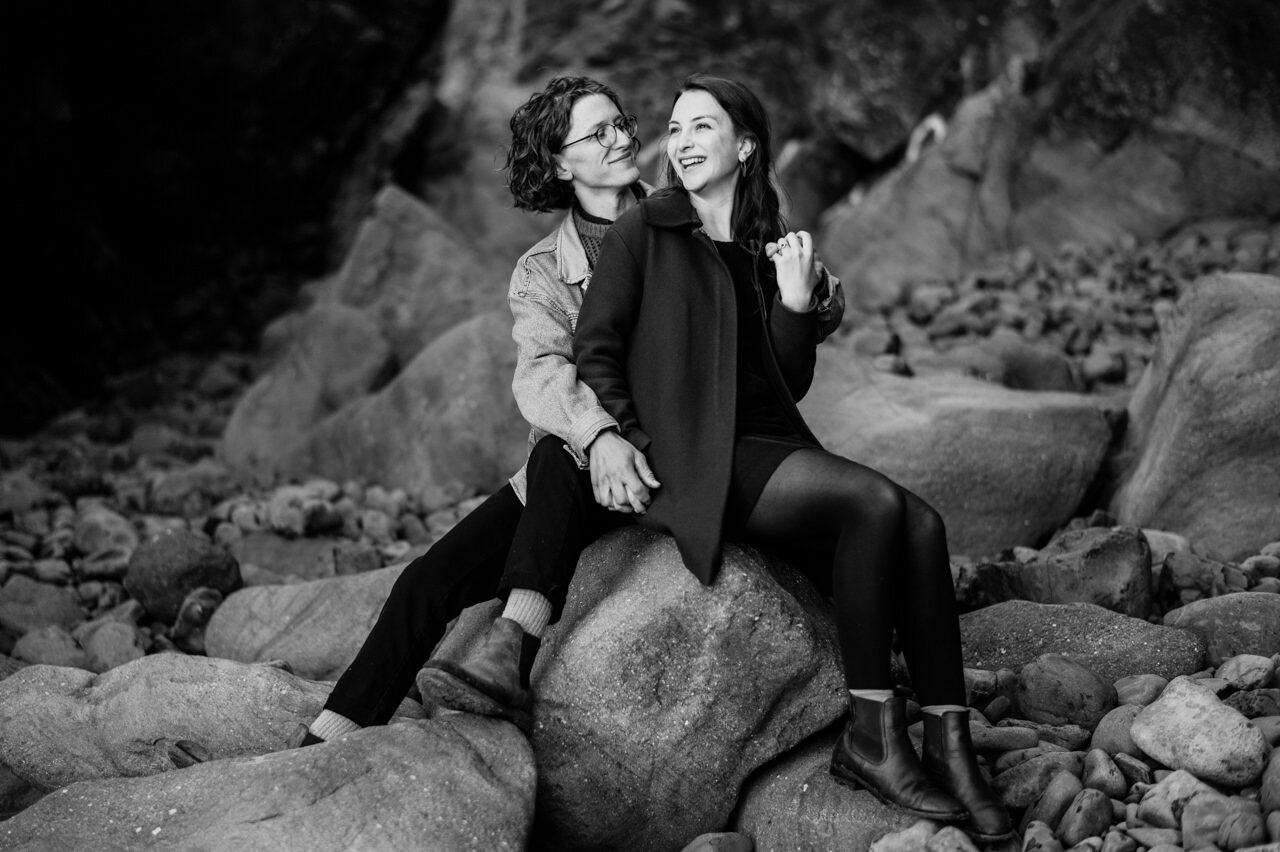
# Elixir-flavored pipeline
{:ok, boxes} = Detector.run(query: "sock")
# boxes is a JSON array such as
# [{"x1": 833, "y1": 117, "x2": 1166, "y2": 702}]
[
  {"x1": 502, "y1": 589, "x2": 553, "y2": 639},
  {"x1": 849, "y1": 688, "x2": 895, "y2": 702},
  {"x1": 309, "y1": 709, "x2": 361, "y2": 741}
]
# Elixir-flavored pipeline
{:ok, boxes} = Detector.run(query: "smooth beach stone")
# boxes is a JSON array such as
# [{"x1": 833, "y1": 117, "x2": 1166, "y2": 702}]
[
  {"x1": 1017, "y1": 654, "x2": 1117, "y2": 729},
  {"x1": 926, "y1": 825, "x2": 982, "y2": 851},
  {"x1": 1136, "y1": 770, "x2": 1216, "y2": 830},
  {"x1": 1022, "y1": 770, "x2": 1084, "y2": 834},
  {"x1": 1090, "y1": 704, "x2": 1144, "y2": 758},
  {"x1": 1058, "y1": 788, "x2": 1114, "y2": 848},
  {"x1": 1219, "y1": 655, "x2": 1277, "y2": 691},
  {"x1": 124, "y1": 528, "x2": 241, "y2": 623},
  {"x1": 1164, "y1": 593, "x2": 1280, "y2": 667},
  {"x1": 1114, "y1": 674, "x2": 1167, "y2": 706},
  {"x1": 0, "y1": 575, "x2": 83, "y2": 635},
  {"x1": 1082, "y1": 749, "x2": 1129, "y2": 800},
  {"x1": 11, "y1": 625, "x2": 88, "y2": 670},
  {"x1": 1023, "y1": 819, "x2": 1066, "y2": 852},
  {"x1": 1180, "y1": 788, "x2": 1263, "y2": 850},
  {"x1": 1131, "y1": 677, "x2": 1269, "y2": 787},
  {"x1": 870, "y1": 820, "x2": 943, "y2": 852},
  {"x1": 993, "y1": 751, "x2": 1086, "y2": 809},
  {"x1": 1098, "y1": 828, "x2": 1137, "y2": 852}
]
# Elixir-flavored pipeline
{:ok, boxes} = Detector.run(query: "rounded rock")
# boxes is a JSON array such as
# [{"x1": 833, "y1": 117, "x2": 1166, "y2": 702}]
[
  {"x1": 124, "y1": 529, "x2": 242, "y2": 623},
  {"x1": 1017, "y1": 654, "x2": 1118, "y2": 729}
]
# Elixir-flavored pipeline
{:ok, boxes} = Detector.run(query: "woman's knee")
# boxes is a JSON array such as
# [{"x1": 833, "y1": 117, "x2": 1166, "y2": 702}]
[
  {"x1": 905, "y1": 492, "x2": 948, "y2": 544},
  {"x1": 853, "y1": 476, "x2": 908, "y2": 530}
]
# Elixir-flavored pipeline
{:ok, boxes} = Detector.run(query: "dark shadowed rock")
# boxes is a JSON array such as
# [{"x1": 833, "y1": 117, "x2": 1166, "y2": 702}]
[
  {"x1": 0, "y1": 654, "x2": 423, "y2": 792},
  {"x1": 981, "y1": 526, "x2": 1153, "y2": 617},
  {"x1": 1111, "y1": 273, "x2": 1280, "y2": 561},
  {"x1": 1016, "y1": 654, "x2": 1117, "y2": 729},
  {"x1": 732, "y1": 727, "x2": 917, "y2": 849},
  {"x1": 124, "y1": 528, "x2": 242, "y2": 623},
  {"x1": 961, "y1": 601, "x2": 1204, "y2": 683},
  {"x1": 0, "y1": 716, "x2": 532, "y2": 852}
]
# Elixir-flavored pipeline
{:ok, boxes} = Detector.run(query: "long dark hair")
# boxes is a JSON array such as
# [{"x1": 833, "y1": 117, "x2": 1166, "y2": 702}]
[
  {"x1": 661, "y1": 73, "x2": 785, "y2": 254},
  {"x1": 505, "y1": 76, "x2": 631, "y2": 212}
]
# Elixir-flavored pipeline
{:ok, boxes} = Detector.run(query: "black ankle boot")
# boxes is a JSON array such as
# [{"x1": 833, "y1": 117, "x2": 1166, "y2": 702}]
[
  {"x1": 922, "y1": 708, "x2": 1014, "y2": 841},
  {"x1": 829, "y1": 694, "x2": 967, "y2": 821},
  {"x1": 418, "y1": 617, "x2": 533, "y2": 732},
  {"x1": 518, "y1": 632, "x2": 541, "y2": 689}
]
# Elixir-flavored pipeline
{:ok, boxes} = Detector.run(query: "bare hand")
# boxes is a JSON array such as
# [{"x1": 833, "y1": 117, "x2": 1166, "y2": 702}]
[
  {"x1": 766, "y1": 230, "x2": 820, "y2": 312},
  {"x1": 588, "y1": 431, "x2": 661, "y2": 513}
]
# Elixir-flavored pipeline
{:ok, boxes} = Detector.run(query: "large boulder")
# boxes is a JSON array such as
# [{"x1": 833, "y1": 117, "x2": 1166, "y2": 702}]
[
  {"x1": 273, "y1": 311, "x2": 527, "y2": 510},
  {"x1": 206, "y1": 562, "x2": 407, "y2": 680},
  {"x1": 0, "y1": 716, "x2": 533, "y2": 852},
  {"x1": 800, "y1": 352, "x2": 1113, "y2": 558},
  {"x1": 0, "y1": 654, "x2": 422, "y2": 792},
  {"x1": 961, "y1": 600, "x2": 1205, "y2": 683},
  {"x1": 1163, "y1": 592, "x2": 1280, "y2": 667},
  {"x1": 220, "y1": 303, "x2": 391, "y2": 477},
  {"x1": 979, "y1": 526, "x2": 1153, "y2": 617},
  {"x1": 732, "y1": 727, "x2": 917, "y2": 848},
  {"x1": 1109, "y1": 273, "x2": 1280, "y2": 562},
  {"x1": 520, "y1": 528, "x2": 846, "y2": 851},
  {"x1": 818, "y1": 0, "x2": 1280, "y2": 309}
]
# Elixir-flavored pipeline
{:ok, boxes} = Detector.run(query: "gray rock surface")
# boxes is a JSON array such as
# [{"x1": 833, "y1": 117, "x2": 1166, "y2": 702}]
[
  {"x1": 1017, "y1": 654, "x2": 1117, "y2": 729},
  {"x1": 961, "y1": 601, "x2": 1205, "y2": 683},
  {"x1": 1111, "y1": 273, "x2": 1280, "y2": 562},
  {"x1": 1163, "y1": 592, "x2": 1280, "y2": 667},
  {"x1": 205, "y1": 562, "x2": 406, "y2": 679},
  {"x1": 124, "y1": 529, "x2": 242, "y2": 623},
  {"x1": 0, "y1": 716, "x2": 533, "y2": 852},
  {"x1": 524, "y1": 528, "x2": 846, "y2": 851},
  {"x1": 799, "y1": 354, "x2": 1112, "y2": 557},
  {"x1": 732, "y1": 727, "x2": 918, "y2": 850},
  {"x1": 0, "y1": 653, "x2": 421, "y2": 791}
]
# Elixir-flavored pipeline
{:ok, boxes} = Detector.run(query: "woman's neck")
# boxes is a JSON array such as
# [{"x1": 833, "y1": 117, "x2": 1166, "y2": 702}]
[
  {"x1": 575, "y1": 185, "x2": 637, "y2": 223},
  {"x1": 688, "y1": 187, "x2": 735, "y2": 242}
]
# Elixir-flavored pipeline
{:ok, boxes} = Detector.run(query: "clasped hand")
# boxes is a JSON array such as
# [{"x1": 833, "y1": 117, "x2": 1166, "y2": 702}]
[
  {"x1": 588, "y1": 430, "x2": 661, "y2": 514},
  {"x1": 765, "y1": 230, "x2": 820, "y2": 312}
]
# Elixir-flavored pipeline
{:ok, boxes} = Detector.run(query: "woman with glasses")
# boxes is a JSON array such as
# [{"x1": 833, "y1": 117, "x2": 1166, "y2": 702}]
[
  {"x1": 574, "y1": 74, "x2": 1012, "y2": 842},
  {"x1": 298, "y1": 76, "x2": 657, "y2": 743}
]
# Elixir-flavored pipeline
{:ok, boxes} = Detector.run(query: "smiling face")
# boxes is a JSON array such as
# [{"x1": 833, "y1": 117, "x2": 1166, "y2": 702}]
[
  {"x1": 553, "y1": 93, "x2": 640, "y2": 197},
  {"x1": 666, "y1": 89, "x2": 754, "y2": 198}
]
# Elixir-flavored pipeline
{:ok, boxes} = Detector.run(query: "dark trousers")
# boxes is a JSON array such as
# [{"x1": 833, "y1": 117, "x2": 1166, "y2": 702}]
[{"x1": 324, "y1": 435, "x2": 629, "y2": 726}]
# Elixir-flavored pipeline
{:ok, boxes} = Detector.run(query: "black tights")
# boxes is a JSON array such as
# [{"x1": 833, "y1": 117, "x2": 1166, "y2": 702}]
[{"x1": 740, "y1": 448, "x2": 965, "y2": 706}]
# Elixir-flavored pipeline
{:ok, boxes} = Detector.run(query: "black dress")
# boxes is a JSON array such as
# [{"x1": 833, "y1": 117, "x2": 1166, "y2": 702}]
[{"x1": 713, "y1": 240, "x2": 819, "y2": 529}]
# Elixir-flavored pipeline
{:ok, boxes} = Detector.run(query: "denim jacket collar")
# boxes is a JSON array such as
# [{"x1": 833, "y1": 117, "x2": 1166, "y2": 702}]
[{"x1": 557, "y1": 182, "x2": 655, "y2": 286}]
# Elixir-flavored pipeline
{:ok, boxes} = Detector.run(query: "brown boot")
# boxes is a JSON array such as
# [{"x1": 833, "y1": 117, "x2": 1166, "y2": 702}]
[
  {"x1": 829, "y1": 694, "x2": 967, "y2": 821},
  {"x1": 922, "y1": 708, "x2": 1014, "y2": 842},
  {"x1": 418, "y1": 617, "x2": 535, "y2": 733}
]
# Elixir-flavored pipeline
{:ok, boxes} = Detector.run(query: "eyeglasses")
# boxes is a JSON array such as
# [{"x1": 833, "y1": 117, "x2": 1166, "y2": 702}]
[{"x1": 561, "y1": 115, "x2": 639, "y2": 151}]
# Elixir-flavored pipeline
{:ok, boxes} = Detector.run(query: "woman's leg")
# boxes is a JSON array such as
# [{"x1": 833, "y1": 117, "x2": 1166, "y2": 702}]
[
  {"x1": 418, "y1": 436, "x2": 628, "y2": 729},
  {"x1": 318, "y1": 485, "x2": 524, "y2": 732},
  {"x1": 740, "y1": 448, "x2": 1008, "y2": 838},
  {"x1": 740, "y1": 448, "x2": 961, "y2": 702}
]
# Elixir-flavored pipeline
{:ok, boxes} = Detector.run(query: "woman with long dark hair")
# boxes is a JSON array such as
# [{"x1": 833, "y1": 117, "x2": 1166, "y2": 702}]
[{"x1": 573, "y1": 73, "x2": 1012, "y2": 842}]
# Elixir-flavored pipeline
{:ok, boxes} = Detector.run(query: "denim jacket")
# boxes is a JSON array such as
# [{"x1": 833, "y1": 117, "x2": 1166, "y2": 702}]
[
  {"x1": 506, "y1": 209, "x2": 620, "y2": 502},
  {"x1": 505, "y1": 191, "x2": 845, "y2": 503}
]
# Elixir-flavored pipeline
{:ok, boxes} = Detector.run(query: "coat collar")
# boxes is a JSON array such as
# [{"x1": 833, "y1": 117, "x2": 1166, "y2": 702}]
[
  {"x1": 555, "y1": 181, "x2": 655, "y2": 285},
  {"x1": 639, "y1": 189, "x2": 701, "y2": 230}
]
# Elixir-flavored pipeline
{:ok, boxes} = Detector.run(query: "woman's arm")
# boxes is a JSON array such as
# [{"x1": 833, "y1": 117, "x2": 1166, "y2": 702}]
[
  {"x1": 508, "y1": 257, "x2": 617, "y2": 466},
  {"x1": 573, "y1": 227, "x2": 650, "y2": 453}
]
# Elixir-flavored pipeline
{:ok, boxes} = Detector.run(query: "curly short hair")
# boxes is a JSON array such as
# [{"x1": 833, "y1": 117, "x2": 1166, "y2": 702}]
[{"x1": 505, "y1": 76, "x2": 629, "y2": 212}]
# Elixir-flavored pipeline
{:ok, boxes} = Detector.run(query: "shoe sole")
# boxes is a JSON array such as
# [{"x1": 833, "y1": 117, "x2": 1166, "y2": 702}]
[
  {"x1": 828, "y1": 760, "x2": 967, "y2": 823},
  {"x1": 418, "y1": 666, "x2": 533, "y2": 734}
]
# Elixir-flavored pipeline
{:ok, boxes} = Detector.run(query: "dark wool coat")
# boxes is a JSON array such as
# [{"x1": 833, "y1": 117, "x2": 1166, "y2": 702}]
[{"x1": 573, "y1": 190, "x2": 844, "y2": 585}]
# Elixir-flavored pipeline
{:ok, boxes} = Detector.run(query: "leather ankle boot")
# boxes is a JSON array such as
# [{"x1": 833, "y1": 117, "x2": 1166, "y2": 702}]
[
  {"x1": 922, "y1": 708, "x2": 1013, "y2": 841},
  {"x1": 418, "y1": 617, "x2": 533, "y2": 732},
  {"x1": 829, "y1": 694, "x2": 967, "y2": 821}
]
